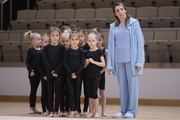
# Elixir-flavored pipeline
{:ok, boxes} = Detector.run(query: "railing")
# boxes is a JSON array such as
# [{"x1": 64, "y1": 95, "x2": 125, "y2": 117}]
[{"x1": 1, "y1": 0, "x2": 8, "y2": 30}]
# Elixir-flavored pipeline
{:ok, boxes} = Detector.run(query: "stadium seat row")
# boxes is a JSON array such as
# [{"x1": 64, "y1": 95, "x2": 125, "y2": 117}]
[
  {"x1": 36, "y1": 0, "x2": 180, "y2": 10},
  {"x1": 10, "y1": 6, "x2": 180, "y2": 30},
  {"x1": 0, "y1": 29, "x2": 180, "y2": 62}
]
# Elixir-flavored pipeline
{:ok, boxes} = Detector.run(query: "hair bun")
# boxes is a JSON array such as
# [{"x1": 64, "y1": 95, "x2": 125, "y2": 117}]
[
  {"x1": 64, "y1": 30, "x2": 69, "y2": 34},
  {"x1": 24, "y1": 31, "x2": 32, "y2": 40}
]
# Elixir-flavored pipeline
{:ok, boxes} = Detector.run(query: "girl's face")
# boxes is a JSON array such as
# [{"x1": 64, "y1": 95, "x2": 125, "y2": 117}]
[
  {"x1": 70, "y1": 35, "x2": 79, "y2": 48},
  {"x1": 49, "y1": 31, "x2": 60, "y2": 45},
  {"x1": 62, "y1": 37, "x2": 70, "y2": 49},
  {"x1": 32, "y1": 35, "x2": 42, "y2": 47},
  {"x1": 42, "y1": 38, "x2": 49, "y2": 47},
  {"x1": 88, "y1": 34, "x2": 97, "y2": 49},
  {"x1": 115, "y1": 5, "x2": 127, "y2": 20},
  {"x1": 96, "y1": 34, "x2": 104, "y2": 48},
  {"x1": 79, "y1": 32, "x2": 85, "y2": 44}
]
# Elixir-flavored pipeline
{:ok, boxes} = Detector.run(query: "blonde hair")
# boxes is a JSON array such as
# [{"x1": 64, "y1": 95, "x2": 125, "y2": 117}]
[
  {"x1": 24, "y1": 31, "x2": 41, "y2": 41},
  {"x1": 88, "y1": 32, "x2": 98, "y2": 40},
  {"x1": 60, "y1": 30, "x2": 70, "y2": 43},
  {"x1": 92, "y1": 28, "x2": 104, "y2": 40},
  {"x1": 42, "y1": 33, "x2": 50, "y2": 42}
]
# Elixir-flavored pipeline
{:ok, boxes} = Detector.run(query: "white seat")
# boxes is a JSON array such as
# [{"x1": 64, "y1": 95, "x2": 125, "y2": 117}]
[
  {"x1": 95, "y1": 8, "x2": 114, "y2": 19},
  {"x1": 154, "y1": 30, "x2": 176, "y2": 40},
  {"x1": 137, "y1": 18, "x2": 150, "y2": 28},
  {"x1": 92, "y1": 0, "x2": 112, "y2": 8},
  {"x1": 10, "y1": 10, "x2": 36, "y2": 30},
  {"x1": 152, "y1": 17, "x2": 173, "y2": 28},
  {"x1": 154, "y1": 0, "x2": 177, "y2": 7},
  {"x1": 29, "y1": 10, "x2": 55, "y2": 30},
  {"x1": 68, "y1": 19, "x2": 87, "y2": 29},
  {"x1": 88, "y1": 18, "x2": 108, "y2": 29},
  {"x1": 127, "y1": 7, "x2": 136, "y2": 18},
  {"x1": 73, "y1": 0, "x2": 93, "y2": 9},
  {"x1": 37, "y1": 0, "x2": 55, "y2": 10},
  {"x1": 55, "y1": 0, "x2": 74, "y2": 9},
  {"x1": 136, "y1": 7, "x2": 158, "y2": 18},
  {"x1": 147, "y1": 40, "x2": 170, "y2": 63},
  {"x1": 170, "y1": 40, "x2": 180, "y2": 63},
  {"x1": 158, "y1": 6, "x2": 179, "y2": 18},
  {"x1": 133, "y1": 0, "x2": 155, "y2": 7},
  {"x1": 75, "y1": 8, "x2": 95, "y2": 19},
  {"x1": 1, "y1": 41, "x2": 22, "y2": 62}
]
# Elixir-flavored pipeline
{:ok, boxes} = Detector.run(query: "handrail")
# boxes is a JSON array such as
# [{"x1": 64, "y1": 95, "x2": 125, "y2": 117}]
[{"x1": 1, "y1": 0, "x2": 8, "y2": 30}]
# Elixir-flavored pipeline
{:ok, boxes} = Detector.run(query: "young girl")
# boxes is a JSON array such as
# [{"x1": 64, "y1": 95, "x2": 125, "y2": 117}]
[
  {"x1": 37, "y1": 34, "x2": 50, "y2": 115},
  {"x1": 43, "y1": 26, "x2": 64, "y2": 117},
  {"x1": 84, "y1": 32, "x2": 105, "y2": 118},
  {"x1": 59, "y1": 30, "x2": 70, "y2": 117},
  {"x1": 64, "y1": 31, "x2": 84, "y2": 118},
  {"x1": 78, "y1": 29, "x2": 90, "y2": 116},
  {"x1": 25, "y1": 31, "x2": 42, "y2": 114},
  {"x1": 94, "y1": 29, "x2": 108, "y2": 117}
]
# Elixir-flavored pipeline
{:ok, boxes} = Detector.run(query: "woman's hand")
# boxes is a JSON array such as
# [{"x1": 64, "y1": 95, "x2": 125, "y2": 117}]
[
  {"x1": 107, "y1": 69, "x2": 113, "y2": 75},
  {"x1": 136, "y1": 66, "x2": 142, "y2": 72}
]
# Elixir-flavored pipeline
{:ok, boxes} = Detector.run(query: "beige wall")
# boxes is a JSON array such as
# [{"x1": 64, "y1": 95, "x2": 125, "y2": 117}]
[{"x1": 0, "y1": 67, "x2": 180, "y2": 100}]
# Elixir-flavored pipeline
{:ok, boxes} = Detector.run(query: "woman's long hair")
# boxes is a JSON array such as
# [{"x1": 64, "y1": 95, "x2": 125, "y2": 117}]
[{"x1": 112, "y1": 2, "x2": 130, "y2": 26}]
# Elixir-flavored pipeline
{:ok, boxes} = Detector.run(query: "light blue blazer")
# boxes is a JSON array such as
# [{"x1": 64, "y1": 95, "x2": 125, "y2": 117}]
[{"x1": 107, "y1": 17, "x2": 145, "y2": 76}]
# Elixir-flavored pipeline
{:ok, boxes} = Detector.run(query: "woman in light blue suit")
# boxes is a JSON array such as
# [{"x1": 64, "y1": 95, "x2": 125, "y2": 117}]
[{"x1": 107, "y1": 2, "x2": 145, "y2": 118}]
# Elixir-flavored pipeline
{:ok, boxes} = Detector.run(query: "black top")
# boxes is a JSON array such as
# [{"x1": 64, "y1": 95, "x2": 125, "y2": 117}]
[
  {"x1": 85, "y1": 49, "x2": 103, "y2": 79},
  {"x1": 64, "y1": 47, "x2": 84, "y2": 76},
  {"x1": 26, "y1": 47, "x2": 42, "y2": 78},
  {"x1": 37, "y1": 49, "x2": 46, "y2": 77},
  {"x1": 79, "y1": 43, "x2": 90, "y2": 51},
  {"x1": 43, "y1": 43, "x2": 64, "y2": 75}
]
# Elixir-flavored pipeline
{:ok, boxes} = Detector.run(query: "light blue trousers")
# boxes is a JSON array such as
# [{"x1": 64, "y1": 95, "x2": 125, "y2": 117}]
[{"x1": 115, "y1": 62, "x2": 139, "y2": 116}]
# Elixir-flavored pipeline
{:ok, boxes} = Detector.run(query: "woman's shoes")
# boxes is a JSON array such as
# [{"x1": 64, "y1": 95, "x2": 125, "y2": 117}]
[
  {"x1": 113, "y1": 111, "x2": 123, "y2": 118},
  {"x1": 124, "y1": 112, "x2": 135, "y2": 118}
]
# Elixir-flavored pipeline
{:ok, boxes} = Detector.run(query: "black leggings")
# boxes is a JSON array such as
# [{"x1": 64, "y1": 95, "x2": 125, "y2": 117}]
[
  {"x1": 60, "y1": 75, "x2": 69, "y2": 112},
  {"x1": 29, "y1": 74, "x2": 41, "y2": 107},
  {"x1": 41, "y1": 77, "x2": 48, "y2": 113},
  {"x1": 79, "y1": 70, "x2": 89, "y2": 113},
  {"x1": 99, "y1": 72, "x2": 106, "y2": 90},
  {"x1": 67, "y1": 74, "x2": 81, "y2": 111},
  {"x1": 47, "y1": 75, "x2": 62, "y2": 112},
  {"x1": 88, "y1": 78, "x2": 100, "y2": 99}
]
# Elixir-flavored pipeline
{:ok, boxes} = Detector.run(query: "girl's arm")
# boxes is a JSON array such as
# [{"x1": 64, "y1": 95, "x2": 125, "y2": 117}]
[
  {"x1": 54, "y1": 46, "x2": 64, "y2": 74},
  {"x1": 26, "y1": 49, "x2": 33, "y2": 72},
  {"x1": 89, "y1": 55, "x2": 105, "y2": 67},
  {"x1": 43, "y1": 46, "x2": 54, "y2": 73},
  {"x1": 100, "y1": 49, "x2": 108, "y2": 74},
  {"x1": 37, "y1": 52, "x2": 46, "y2": 77},
  {"x1": 75, "y1": 50, "x2": 85, "y2": 76},
  {"x1": 64, "y1": 49, "x2": 73, "y2": 75},
  {"x1": 84, "y1": 59, "x2": 89, "y2": 68}
]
